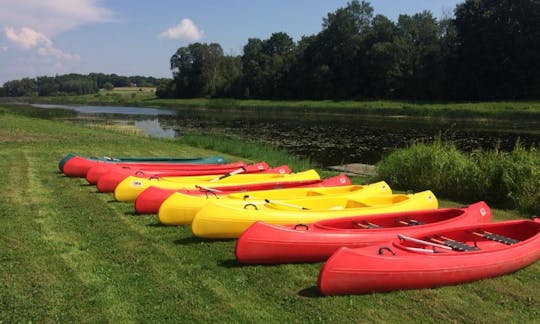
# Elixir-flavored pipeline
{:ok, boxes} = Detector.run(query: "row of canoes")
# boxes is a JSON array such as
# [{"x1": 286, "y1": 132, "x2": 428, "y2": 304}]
[{"x1": 59, "y1": 153, "x2": 540, "y2": 295}]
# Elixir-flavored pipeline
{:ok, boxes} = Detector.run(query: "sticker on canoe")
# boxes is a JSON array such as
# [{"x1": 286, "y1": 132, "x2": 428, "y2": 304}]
[
  {"x1": 131, "y1": 180, "x2": 143, "y2": 188},
  {"x1": 480, "y1": 208, "x2": 487, "y2": 216}
]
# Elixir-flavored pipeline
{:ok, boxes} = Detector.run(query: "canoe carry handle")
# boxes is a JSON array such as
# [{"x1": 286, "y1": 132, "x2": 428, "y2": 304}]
[
  {"x1": 149, "y1": 176, "x2": 160, "y2": 180},
  {"x1": 293, "y1": 224, "x2": 309, "y2": 231},
  {"x1": 209, "y1": 167, "x2": 246, "y2": 182},
  {"x1": 378, "y1": 246, "x2": 395, "y2": 255},
  {"x1": 244, "y1": 203, "x2": 258, "y2": 210},
  {"x1": 135, "y1": 170, "x2": 145, "y2": 176}
]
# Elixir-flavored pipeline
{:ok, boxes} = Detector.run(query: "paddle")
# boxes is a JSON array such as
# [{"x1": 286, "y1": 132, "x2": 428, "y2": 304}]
[
  {"x1": 209, "y1": 167, "x2": 246, "y2": 183},
  {"x1": 397, "y1": 234, "x2": 453, "y2": 251},
  {"x1": 264, "y1": 199, "x2": 310, "y2": 210},
  {"x1": 195, "y1": 185, "x2": 224, "y2": 198}
]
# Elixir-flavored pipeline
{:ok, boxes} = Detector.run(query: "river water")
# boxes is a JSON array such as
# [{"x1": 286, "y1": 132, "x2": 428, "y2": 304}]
[{"x1": 32, "y1": 104, "x2": 540, "y2": 167}]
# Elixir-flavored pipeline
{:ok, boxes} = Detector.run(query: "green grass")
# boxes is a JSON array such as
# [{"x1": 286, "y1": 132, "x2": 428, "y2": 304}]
[
  {"x1": 1, "y1": 107, "x2": 539, "y2": 323},
  {"x1": 376, "y1": 141, "x2": 540, "y2": 213},
  {"x1": 3, "y1": 94, "x2": 540, "y2": 120}
]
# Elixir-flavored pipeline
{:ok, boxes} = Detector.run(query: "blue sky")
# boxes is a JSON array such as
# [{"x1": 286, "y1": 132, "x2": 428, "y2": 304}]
[{"x1": 0, "y1": 0, "x2": 463, "y2": 85}]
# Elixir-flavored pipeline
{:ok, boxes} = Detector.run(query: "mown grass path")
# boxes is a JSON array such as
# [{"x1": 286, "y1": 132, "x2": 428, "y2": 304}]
[{"x1": 0, "y1": 111, "x2": 539, "y2": 323}]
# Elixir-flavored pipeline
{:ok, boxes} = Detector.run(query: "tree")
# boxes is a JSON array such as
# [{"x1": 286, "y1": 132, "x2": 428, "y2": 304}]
[
  {"x1": 2, "y1": 78, "x2": 38, "y2": 96},
  {"x1": 394, "y1": 11, "x2": 444, "y2": 99},
  {"x1": 452, "y1": 0, "x2": 540, "y2": 99},
  {"x1": 241, "y1": 32, "x2": 296, "y2": 99},
  {"x1": 303, "y1": 0, "x2": 374, "y2": 98},
  {"x1": 103, "y1": 82, "x2": 114, "y2": 91},
  {"x1": 170, "y1": 43, "x2": 225, "y2": 98}
]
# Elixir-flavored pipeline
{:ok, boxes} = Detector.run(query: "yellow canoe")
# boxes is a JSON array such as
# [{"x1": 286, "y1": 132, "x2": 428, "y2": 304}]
[
  {"x1": 191, "y1": 190, "x2": 437, "y2": 239},
  {"x1": 158, "y1": 181, "x2": 391, "y2": 225},
  {"x1": 113, "y1": 169, "x2": 320, "y2": 202}
]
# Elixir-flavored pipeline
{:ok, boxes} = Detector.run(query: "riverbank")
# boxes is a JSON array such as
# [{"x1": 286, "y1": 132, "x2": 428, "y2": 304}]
[
  {"x1": 1, "y1": 106, "x2": 538, "y2": 322},
  {"x1": 3, "y1": 92, "x2": 540, "y2": 119}
]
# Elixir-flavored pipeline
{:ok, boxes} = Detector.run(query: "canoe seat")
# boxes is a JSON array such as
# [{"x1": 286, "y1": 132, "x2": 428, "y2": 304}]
[
  {"x1": 431, "y1": 236, "x2": 479, "y2": 252},
  {"x1": 355, "y1": 221, "x2": 382, "y2": 229},
  {"x1": 442, "y1": 240, "x2": 479, "y2": 252},
  {"x1": 475, "y1": 231, "x2": 520, "y2": 245},
  {"x1": 397, "y1": 219, "x2": 424, "y2": 226}
]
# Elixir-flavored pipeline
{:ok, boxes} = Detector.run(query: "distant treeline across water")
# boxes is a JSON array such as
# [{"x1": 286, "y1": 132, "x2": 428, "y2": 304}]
[
  {"x1": 0, "y1": 73, "x2": 165, "y2": 97},
  {"x1": 1, "y1": 0, "x2": 539, "y2": 102}
]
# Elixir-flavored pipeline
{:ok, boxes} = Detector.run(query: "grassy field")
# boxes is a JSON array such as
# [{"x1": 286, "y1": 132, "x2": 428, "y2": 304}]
[
  {"x1": 1, "y1": 107, "x2": 539, "y2": 323},
  {"x1": 3, "y1": 91, "x2": 540, "y2": 120}
]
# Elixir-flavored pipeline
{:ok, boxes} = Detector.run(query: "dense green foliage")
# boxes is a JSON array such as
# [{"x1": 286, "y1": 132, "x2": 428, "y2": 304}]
[
  {"x1": 2, "y1": 0, "x2": 538, "y2": 101},
  {"x1": 376, "y1": 141, "x2": 540, "y2": 213},
  {"x1": 160, "y1": 0, "x2": 539, "y2": 100},
  {"x1": 0, "y1": 73, "x2": 164, "y2": 97},
  {"x1": 1, "y1": 107, "x2": 539, "y2": 322}
]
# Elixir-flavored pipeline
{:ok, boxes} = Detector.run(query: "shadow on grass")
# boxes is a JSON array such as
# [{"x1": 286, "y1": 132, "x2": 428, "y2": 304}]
[
  {"x1": 174, "y1": 236, "x2": 233, "y2": 245},
  {"x1": 218, "y1": 259, "x2": 244, "y2": 268},
  {"x1": 297, "y1": 286, "x2": 323, "y2": 298},
  {"x1": 174, "y1": 236, "x2": 205, "y2": 245},
  {"x1": 146, "y1": 222, "x2": 169, "y2": 227}
]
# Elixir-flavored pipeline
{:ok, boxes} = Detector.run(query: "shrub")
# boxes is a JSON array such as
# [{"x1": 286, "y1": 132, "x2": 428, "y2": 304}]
[{"x1": 376, "y1": 141, "x2": 539, "y2": 213}]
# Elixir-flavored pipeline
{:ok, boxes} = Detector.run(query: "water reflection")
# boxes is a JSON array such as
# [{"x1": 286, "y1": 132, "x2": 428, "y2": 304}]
[
  {"x1": 31, "y1": 104, "x2": 539, "y2": 166},
  {"x1": 134, "y1": 119, "x2": 176, "y2": 138},
  {"x1": 32, "y1": 104, "x2": 176, "y2": 116}
]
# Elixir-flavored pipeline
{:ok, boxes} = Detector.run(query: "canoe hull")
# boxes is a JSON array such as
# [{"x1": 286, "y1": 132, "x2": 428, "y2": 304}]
[
  {"x1": 95, "y1": 163, "x2": 285, "y2": 192},
  {"x1": 60, "y1": 154, "x2": 226, "y2": 177},
  {"x1": 114, "y1": 170, "x2": 321, "y2": 202},
  {"x1": 192, "y1": 190, "x2": 437, "y2": 239},
  {"x1": 318, "y1": 218, "x2": 540, "y2": 295},
  {"x1": 159, "y1": 181, "x2": 391, "y2": 226},
  {"x1": 134, "y1": 174, "x2": 351, "y2": 214},
  {"x1": 86, "y1": 161, "x2": 253, "y2": 185},
  {"x1": 235, "y1": 201, "x2": 491, "y2": 264}
]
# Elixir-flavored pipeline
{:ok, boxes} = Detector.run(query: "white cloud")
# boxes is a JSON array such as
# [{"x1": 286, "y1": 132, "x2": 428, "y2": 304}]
[
  {"x1": 158, "y1": 18, "x2": 204, "y2": 41},
  {"x1": 0, "y1": 0, "x2": 114, "y2": 36},
  {"x1": 0, "y1": 46, "x2": 8, "y2": 52},
  {"x1": 4, "y1": 26, "x2": 79, "y2": 61},
  {"x1": 5, "y1": 26, "x2": 51, "y2": 49}
]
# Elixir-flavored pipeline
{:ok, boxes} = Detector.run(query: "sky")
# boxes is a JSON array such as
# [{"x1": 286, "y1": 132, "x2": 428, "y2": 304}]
[{"x1": 0, "y1": 0, "x2": 464, "y2": 85}]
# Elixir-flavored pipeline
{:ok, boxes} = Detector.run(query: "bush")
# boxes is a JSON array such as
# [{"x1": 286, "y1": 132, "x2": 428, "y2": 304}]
[{"x1": 376, "y1": 141, "x2": 539, "y2": 214}]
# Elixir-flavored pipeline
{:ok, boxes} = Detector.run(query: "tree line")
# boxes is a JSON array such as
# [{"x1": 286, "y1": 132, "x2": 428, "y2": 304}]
[
  {"x1": 158, "y1": 0, "x2": 540, "y2": 100},
  {"x1": 0, "y1": 73, "x2": 163, "y2": 97}
]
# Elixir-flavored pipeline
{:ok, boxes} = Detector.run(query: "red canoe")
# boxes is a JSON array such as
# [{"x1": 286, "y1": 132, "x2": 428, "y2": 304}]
[
  {"x1": 235, "y1": 202, "x2": 491, "y2": 264},
  {"x1": 96, "y1": 164, "x2": 291, "y2": 193},
  {"x1": 86, "y1": 161, "x2": 253, "y2": 184},
  {"x1": 134, "y1": 174, "x2": 352, "y2": 214},
  {"x1": 61, "y1": 155, "x2": 227, "y2": 177},
  {"x1": 318, "y1": 217, "x2": 540, "y2": 295}
]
